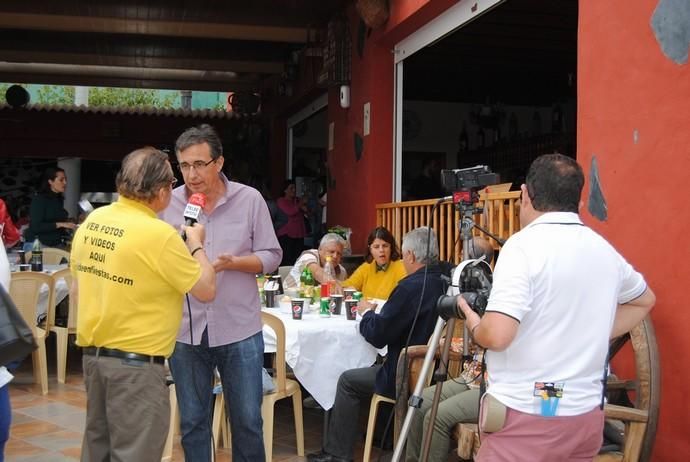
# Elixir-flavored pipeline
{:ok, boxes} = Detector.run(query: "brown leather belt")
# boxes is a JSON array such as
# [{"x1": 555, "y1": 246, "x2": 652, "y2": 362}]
[{"x1": 82, "y1": 346, "x2": 165, "y2": 365}]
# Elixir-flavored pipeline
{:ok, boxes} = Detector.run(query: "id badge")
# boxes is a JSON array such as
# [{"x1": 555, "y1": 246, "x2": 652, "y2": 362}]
[{"x1": 533, "y1": 382, "x2": 564, "y2": 417}]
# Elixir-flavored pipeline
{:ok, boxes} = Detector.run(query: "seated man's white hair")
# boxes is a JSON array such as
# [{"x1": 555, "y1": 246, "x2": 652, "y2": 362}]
[{"x1": 319, "y1": 233, "x2": 346, "y2": 249}]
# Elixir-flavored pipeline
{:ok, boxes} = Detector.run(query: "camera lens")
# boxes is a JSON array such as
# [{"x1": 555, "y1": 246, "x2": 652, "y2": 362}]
[{"x1": 436, "y1": 295, "x2": 461, "y2": 321}]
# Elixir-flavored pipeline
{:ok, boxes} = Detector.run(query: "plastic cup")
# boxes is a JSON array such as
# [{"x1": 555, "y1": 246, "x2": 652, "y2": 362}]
[
  {"x1": 330, "y1": 294, "x2": 343, "y2": 315},
  {"x1": 343, "y1": 288, "x2": 356, "y2": 300},
  {"x1": 345, "y1": 300, "x2": 358, "y2": 320},
  {"x1": 291, "y1": 298, "x2": 305, "y2": 320},
  {"x1": 265, "y1": 288, "x2": 279, "y2": 308}
]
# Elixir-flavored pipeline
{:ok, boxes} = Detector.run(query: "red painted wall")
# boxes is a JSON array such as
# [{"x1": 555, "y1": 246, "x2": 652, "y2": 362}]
[
  {"x1": 329, "y1": 0, "x2": 689, "y2": 458},
  {"x1": 327, "y1": 0, "x2": 457, "y2": 253},
  {"x1": 579, "y1": 1, "x2": 689, "y2": 460}
]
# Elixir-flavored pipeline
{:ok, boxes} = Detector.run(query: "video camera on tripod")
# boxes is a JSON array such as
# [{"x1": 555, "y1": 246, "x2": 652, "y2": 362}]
[
  {"x1": 437, "y1": 258, "x2": 493, "y2": 320},
  {"x1": 441, "y1": 165, "x2": 499, "y2": 207},
  {"x1": 391, "y1": 165, "x2": 501, "y2": 462}
]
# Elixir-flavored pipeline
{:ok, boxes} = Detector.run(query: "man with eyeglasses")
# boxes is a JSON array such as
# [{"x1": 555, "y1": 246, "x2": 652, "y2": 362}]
[
  {"x1": 72, "y1": 147, "x2": 216, "y2": 461},
  {"x1": 161, "y1": 124, "x2": 282, "y2": 462}
]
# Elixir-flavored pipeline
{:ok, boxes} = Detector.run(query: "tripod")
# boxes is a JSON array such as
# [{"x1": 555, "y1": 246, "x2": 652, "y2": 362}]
[{"x1": 392, "y1": 197, "x2": 501, "y2": 462}]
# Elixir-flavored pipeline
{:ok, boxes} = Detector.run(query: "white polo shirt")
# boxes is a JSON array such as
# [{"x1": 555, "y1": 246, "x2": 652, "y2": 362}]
[{"x1": 484, "y1": 212, "x2": 647, "y2": 416}]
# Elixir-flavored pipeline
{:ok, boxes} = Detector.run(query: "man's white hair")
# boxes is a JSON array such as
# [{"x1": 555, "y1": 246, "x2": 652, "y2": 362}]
[
  {"x1": 402, "y1": 227, "x2": 439, "y2": 265},
  {"x1": 319, "y1": 233, "x2": 346, "y2": 249}
]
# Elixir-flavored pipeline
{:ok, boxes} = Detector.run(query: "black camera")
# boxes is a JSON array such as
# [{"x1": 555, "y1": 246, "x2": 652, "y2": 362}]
[
  {"x1": 437, "y1": 292, "x2": 487, "y2": 320},
  {"x1": 436, "y1": 259, "x2": 493, "y2": 321},
  {"x1": 440, "y1": 165, "x2": 499, "y2": 194}
]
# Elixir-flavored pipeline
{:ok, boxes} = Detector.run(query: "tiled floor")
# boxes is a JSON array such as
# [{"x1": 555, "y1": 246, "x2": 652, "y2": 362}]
[{"x1": 5, "y1": 344, "x2": 392, "y2": 461}]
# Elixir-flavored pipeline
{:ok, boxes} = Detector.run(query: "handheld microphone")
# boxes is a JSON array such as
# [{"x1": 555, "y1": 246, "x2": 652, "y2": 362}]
[{"x1": 181, "y1": 193, "x2": 207, "y2": 241}]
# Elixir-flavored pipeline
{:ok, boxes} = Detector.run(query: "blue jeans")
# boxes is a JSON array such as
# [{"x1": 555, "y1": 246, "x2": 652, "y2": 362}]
[
  {"x1": 170, "y1": 330, "x2": 266, "y2": 462},
  {"x1": 0, "y1": 385, "x2": 10, "y2": 462}
]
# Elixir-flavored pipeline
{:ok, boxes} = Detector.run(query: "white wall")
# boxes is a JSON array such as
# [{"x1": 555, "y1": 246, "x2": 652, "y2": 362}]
[{"x1": 402, "y1": 100, "x2": 561, "y2": 169}]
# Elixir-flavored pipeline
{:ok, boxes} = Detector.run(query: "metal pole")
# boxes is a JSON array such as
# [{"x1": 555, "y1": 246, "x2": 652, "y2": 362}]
[
  {"x1": 419, "y1": 318, "x2": 456, "y2": 461},
  {"x1": 391, "y1": 317, "x2": 446, "y2": 462}
]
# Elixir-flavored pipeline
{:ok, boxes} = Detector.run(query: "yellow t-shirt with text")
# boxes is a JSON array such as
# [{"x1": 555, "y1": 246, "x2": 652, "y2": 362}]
[{"x1": 71, "y1": 197, "x2": 201, "y2": 357}]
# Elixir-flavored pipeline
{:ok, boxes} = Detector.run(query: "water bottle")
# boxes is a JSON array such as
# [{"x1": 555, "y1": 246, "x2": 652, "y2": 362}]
[
  {"x1": 321, "y1": 256, "x2": 337, "y2": 297},
  {"x1": 31, "y1": 238, "x2": 43, "y2": 272}
]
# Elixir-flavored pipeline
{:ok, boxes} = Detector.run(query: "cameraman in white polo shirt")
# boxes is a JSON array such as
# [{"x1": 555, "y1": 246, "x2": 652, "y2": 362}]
[{"x1": 458, "y1": 154, "x2": 655, "y2": 462}]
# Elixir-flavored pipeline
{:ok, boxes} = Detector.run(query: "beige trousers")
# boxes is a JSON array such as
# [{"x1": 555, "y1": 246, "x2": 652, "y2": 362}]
[{"x1": 81, "y1": 354, "x2": 169, "y2": 462}]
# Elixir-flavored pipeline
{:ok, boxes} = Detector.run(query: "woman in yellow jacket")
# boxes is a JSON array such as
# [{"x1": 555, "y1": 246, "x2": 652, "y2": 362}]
[{"x1": 342, "y1": 226, "x2": 406, "y2": 300}]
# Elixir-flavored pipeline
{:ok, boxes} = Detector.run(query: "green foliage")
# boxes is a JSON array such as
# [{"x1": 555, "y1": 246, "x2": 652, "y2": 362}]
[
  {"x1": 211, "y1": 101, "x2": 226, "y2": 111},
  {"x1": 35, "y1": 85, "x2": 75, "y2": 105},
  {"x1": 88, "y1": 87, "x2": 177, "y2": 108},
  {"x1": 0, "y1": 84, "x2": 222, "y2": 110},
  {"x1": 24, "y1": 85, "x2": 178, "y2": 108},
  {"x1": 0, "y1": 82, "x2": 11, "y2": 96}
]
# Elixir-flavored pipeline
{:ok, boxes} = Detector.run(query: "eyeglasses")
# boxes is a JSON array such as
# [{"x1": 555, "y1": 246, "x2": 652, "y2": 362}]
[{"x1": 177, "y1": 158, "x2": 217, "y2": 173}]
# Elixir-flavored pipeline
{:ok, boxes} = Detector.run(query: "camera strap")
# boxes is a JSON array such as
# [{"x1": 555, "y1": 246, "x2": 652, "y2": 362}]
[
  {"x1": 479, "y1": 349, "x2": 487, "y2": 397},
  {"x1": 478, "y1": 348, "x2": 487, "y2": 441},
  {"x1": 600, "y1": 353, "x2": 609, "y2": 410}
]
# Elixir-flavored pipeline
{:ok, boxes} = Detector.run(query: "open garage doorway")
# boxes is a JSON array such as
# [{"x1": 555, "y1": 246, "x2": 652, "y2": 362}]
[{"x1": 394, "y1": 0, "x2": 578, "y2": 200}]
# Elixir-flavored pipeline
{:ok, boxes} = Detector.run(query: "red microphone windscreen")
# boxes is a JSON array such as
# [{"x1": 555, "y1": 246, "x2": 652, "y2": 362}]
[{"x1": 188, "y1": 193, "x2": 207, "y2": 208}]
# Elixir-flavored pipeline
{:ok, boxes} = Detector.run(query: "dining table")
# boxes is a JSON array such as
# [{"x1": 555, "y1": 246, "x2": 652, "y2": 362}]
[{"x1": 262, "y1": 301, "x2": 386, "y2": 410}]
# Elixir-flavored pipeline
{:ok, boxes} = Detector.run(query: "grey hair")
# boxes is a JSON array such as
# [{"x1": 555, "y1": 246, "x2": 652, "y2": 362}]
[
  {"x1": 319, "y1": 233, "x2": 346, "y2": 249},
  {"x1": 402, "y1": 227, "x2": 439, "y2": 265},
  {"x1": 175, "y1": 124, "x2": 223, "y2": 159},
  {"x1": 116, "y1": 147, "x2": 173, "y2": 202},
  {"x1": 467, "y1": 237, "x2": 495, "y2": 264}
]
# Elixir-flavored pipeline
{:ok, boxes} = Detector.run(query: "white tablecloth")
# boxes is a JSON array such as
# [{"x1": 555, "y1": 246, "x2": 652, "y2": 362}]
[
  {"x1": 38, "y1": 279, "x2": 69, "y2": 321},
  {"x1": 262, "y1": 308, "x2": 381, "y2": 410}
]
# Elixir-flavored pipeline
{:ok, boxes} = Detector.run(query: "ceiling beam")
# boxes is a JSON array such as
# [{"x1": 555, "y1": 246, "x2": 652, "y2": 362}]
[
  {"x1": 0, "y1": 62, "x2": 262, "y2": 92},
  {"x1": 0, "y1": 50, "x2": 284, "y2": 74},
  {"x1": 0, "y1": 12, "x2": 309, "y2": 43}
]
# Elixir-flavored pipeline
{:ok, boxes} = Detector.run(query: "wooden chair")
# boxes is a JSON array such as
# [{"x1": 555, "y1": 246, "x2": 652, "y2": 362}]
[
  {"x1": 212, "y1": 312, "x2": 304, "y2": 461},
  {"x1": 363, "y1": 321, "x2": 466, "y2": 462},
  {"x1": 9, "y1": 272, "x2": 54, "y2": 395},
  {"x1": 161, "y1": 383, "x2": 178, "y2": 462},
  {"x1": 48, "y1": 268, "x2": 76, "y2": 384},
  {"x1": 456, "y1": 316, "x2": 660, "y2": 462},
  {"x1": 362, "y1": 346, "x2": 434, "y2": 462},
  {"x1": 260, "y1": 311, "x2": 304, "y2": 461},
  {"x1": 362, "y1": 393, "x2": 396, "y2": 462}
]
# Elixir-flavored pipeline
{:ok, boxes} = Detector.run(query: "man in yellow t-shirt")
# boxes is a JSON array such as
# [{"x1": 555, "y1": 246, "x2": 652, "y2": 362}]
[{"x1": 71, "y1": 147, "x2": 216, "y2": 462}]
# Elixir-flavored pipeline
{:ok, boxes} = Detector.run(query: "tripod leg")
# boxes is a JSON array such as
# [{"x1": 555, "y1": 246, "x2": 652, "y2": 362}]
[
  {"x1": 391, "y1": 317, "x2": 446, "y2": 462},
  {"x1": 420, "y1": 318, "x2": 456, "y2": 462}
]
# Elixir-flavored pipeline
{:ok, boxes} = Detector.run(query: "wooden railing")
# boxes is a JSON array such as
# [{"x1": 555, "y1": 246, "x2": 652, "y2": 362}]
[{"x1": 376, "y1": 191, "x2": 521, "y2": 264}]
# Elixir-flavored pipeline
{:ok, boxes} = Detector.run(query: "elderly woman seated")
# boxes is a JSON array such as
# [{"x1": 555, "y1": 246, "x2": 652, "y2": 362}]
[{"x1": 283, "y1": 233, "x2": 348, "y2": 288}]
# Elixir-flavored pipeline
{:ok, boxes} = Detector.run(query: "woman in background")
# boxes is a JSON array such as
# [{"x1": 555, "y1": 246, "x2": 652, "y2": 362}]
[
  {"x1": 342, "y1": 226, "x2": 407, "y2": 301},
  {"x1": 23, "y1": 167, "x2": 76, "y2": 250},
  {"x1": 0, "y1": 199, "x2": 20, "y2": 249},
  {"x1": 275, "y1": 179, "x2": 307, "y2": 266}
]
